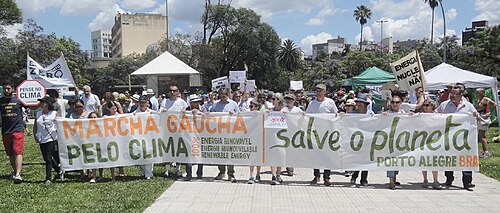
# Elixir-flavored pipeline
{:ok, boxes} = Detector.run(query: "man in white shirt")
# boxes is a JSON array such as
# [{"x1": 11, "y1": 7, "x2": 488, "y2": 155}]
[
  {"x1": 159, "y1": 85, "x2": 188, "y2": 178},
  {"x1": 47, "y1": 89, "x2": 69, "y2": 118},
  {"x1": 284, "y1": 94, "x2": 303, "y2": 113},
  {"x1": 159, "y1": 86, "x2": 188, "y2": 112},
  {"x1": 80, "y1": 85, "x2": 101, "y2": 115},
  {"x1": 146, "y1": 89, "x2": 159, "y2": 111},
  {"x1": 306, "y1": 84, "x2": 337, "y2": 186}
]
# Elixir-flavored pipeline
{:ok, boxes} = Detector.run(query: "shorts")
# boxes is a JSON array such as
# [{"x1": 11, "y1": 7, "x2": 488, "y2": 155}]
[{"x1": 2, "y1": 131, "x2": 25, "y2": 155}]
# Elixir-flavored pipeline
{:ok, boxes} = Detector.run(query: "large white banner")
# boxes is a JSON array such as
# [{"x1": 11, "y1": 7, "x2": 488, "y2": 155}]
[
  {"x1": 27, "y1": 54, "x2": 76, "y2": 89},
  {"x1": 57, "y1": 112, "x2": 479, "y2": 171},
  {"x1": 390, "y1": 50, "x2": 426, "y2": 91}
]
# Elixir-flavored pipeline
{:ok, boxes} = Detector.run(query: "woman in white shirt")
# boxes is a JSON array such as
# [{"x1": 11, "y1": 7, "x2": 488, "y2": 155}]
[{"x1": 33, "y1": 97, "x2": 60, "y2": 185}]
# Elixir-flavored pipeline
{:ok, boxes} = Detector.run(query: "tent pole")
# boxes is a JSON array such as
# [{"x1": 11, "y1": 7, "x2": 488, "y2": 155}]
[{"x1": 128, "y1": 75, "x2": 131, "y2": 91}]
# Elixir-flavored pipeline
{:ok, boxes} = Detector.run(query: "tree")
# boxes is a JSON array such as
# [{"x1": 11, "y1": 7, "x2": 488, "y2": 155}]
[
  {"x1": 277, "y1": 39, "x2": 301, "y2": 71},
  {"x1": 424, "y1": 0, "x2": 439, "y2": 44},
  {"x1": 0, "y1": 0, "x2": 22, "y2": 35},
  {"x1": 353, "y1": 5, "x2": 372, "y2": 51}
]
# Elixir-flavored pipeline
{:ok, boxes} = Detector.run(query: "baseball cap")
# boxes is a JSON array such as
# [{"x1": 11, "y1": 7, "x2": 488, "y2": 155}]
[{"x1": 314, "y1": 84, "x2": 326, "y2": 91}]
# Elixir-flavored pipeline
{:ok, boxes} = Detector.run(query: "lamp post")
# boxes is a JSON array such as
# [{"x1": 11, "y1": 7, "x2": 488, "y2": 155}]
[
  {"x1": 376, "y1": 20, "x2": 388, "y2": 43},
  {"x1": 439, "y1": 1, "x2": 446, "y2": 63}
]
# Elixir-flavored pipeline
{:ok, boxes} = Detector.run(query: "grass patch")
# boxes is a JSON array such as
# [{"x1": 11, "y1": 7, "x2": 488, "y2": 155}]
[
  {"x1": 480, "y1": 127, "x2": 500, "y2": 180},
  {"x1": 0, "y1": 125, "x2": 173, "y2": 213}
]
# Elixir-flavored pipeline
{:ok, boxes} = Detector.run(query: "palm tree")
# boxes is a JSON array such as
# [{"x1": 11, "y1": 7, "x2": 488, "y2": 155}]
[
  {"x1": 278, "y1": 39, "x2": 301, "y2": 71},
  {"x1": 424, "y1": 0, "x2": 439, "y2": 44},
  {"x1": 353, "y1": 5, "x2": 372, "y2": 51}
]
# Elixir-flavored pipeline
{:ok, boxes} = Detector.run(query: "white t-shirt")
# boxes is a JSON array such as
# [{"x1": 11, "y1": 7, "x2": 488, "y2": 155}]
[
  {"x1": 306, "y1": 98, "x2": 338, "y2": 113},
  {"x1": 55, "y1": 98, "x2": 69, "y2": 118},
  {"x1": 284, "y1": 105, "x2": 303, "y2": 113},
  {"x1": 135, "y1": 107, "x2": 152, "y2": 113},
  {"x1": 160, "y1": 98, "x2": 188, "y2": 112},
  {"x1": 35, "y1": 111, "x2": 58, "y2": 144},
  {"x1": 81, "y1": 94, "x2": 100, "y2": 113}
]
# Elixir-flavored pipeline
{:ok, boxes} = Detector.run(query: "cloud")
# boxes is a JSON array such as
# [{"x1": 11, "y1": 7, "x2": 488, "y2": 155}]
[
  {"x1": 121, "y1": 0, "x2": 158, "y2": 10},
  {"x1": 16, "y1": 0, "x2": 63, "y2": 16},
  {"x1": 88, "y1": 4, "x2": 126, "y2": 31},
  {"x1": 230, "y1": 0, "x2": 331, "y2": 21},
  {"x1": 354, "y1": 26, "x2": 374, "y2": 43},
  {"x1": 473, "y1": 0, "x2": 500, "y2": 25},
  {"x1": 367, "y1": 0, "x2": 459, "y2": 43},
  {"x1": 300, "y1": 32, "x2": 333, "y2": 55},
  {"x1": 305, "y1": 6, "x2": 346, "y2": 26}
]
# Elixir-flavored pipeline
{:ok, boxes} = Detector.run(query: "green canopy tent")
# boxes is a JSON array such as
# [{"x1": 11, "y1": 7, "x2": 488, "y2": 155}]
[
  {"x1": 342, "y1": 66, "x2": 396, "y2": 86},
  {"x1": 342, "y1": 67, "x2": 396, "y2": 113}
]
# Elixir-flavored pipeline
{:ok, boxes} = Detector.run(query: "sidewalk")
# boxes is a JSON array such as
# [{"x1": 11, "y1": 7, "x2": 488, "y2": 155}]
[{"x1": 145, "y1": 166, "x2": 500, "y2": 213}]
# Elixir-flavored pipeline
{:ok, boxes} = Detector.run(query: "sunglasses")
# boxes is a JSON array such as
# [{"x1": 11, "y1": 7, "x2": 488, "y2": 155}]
[
  {"x1": 170, "y1": 89, "x2": 178, "y2": 92},
  {"x1": 391, "y1": 101, "x2": 401, "y2": 104},
  {"x1": 423, "y1": 104, "x2": 431, "y2": 107}
]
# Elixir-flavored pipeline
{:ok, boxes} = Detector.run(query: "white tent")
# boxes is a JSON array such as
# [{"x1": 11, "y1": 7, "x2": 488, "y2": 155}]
[
  {"x1": 425, "y1": 63, "x2": 500, "y2": 122},
  {"x1": 131, "y1": 51, "x2": 199, "y2": 75}
]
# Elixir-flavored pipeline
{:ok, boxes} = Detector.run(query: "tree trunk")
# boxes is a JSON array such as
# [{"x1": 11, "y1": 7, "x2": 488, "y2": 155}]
[
  {"x1": 440, "y1": 2, "x2": 447, "y2": 62},
  {"x1": 360, "y1": 24, "x2": 363, "y2": 51},
  {"x1": 430, "y1": 8, "x2": 435, "y2": 44}
]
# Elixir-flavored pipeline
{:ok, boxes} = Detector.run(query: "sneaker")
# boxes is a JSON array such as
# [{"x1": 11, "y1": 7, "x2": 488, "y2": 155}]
[
  {"x1": 214, "y1": 173, "x2": 226, "y2": 180},
  {"x1": 255, "y1": 175, "x2": 261, "y2": 183},
  {"x1": 184, "y1": 176, "x2": 192, "y2": 181},
  {"x1": 464, "y1": 183, "x2": 476, "y2": 190},
  {"x1": 360, "y1": 182, "x2": 368, "y2": 186},
  {"x1": 11, "y1": 172, "x2": 15, "y2": 179},
  {"x1": 44, "y1": 179, "x2": 52, "y2": 185},
  {"x1": 271, "y1": 176, "x2": 277, "y2": 185},
  {"x1": 483, "y1": 151, "x2": 492, "y2": 158},
  {"x1": 230, "y1": 176, "x2": 237, "y2": 183},
  {"x1": 247, "y1": 177, "x2": 254, "y2": 184},
  {"x1": 276, "y1": 175, "x2": 283, "y2": 183},
  {"x1": 422, "y1": 180, "x2": 429, "y2": 188},
  {"x1": 432, "y1": 181, "x2": 442, "y2": 190},
  {"x1": 196, "y1": 175, "x2": 203, "y2": 179},
  {"x1": 324, "y1": 179, "x2": 332, "y2": 187},
  {"x1": 311, "y1": 177, "x2": 320, "y2": 185},
  {"x1": 14, "y1": 175, "x2": 22, "y2": 184},
  {"x1": 444, "y1": 176, "x2": 454, "y2": 187},
  {"x1": 89, "y1": 178, "x2": 96, "y2": 183}
]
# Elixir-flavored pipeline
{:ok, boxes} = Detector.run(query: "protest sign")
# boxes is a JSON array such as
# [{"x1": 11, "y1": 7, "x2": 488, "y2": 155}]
[
  {"x1": 239, "y1": 80, "x2": 256, "y2": 92},
  {"x1": 27, "y1": 54, "x2": 76, "y2": 89},
  {"x1": 264, "y1": 111, "x2": 288, "y2": 129},
  {"x1": 390, "y1": 50, "x2": 426, "y2": 91},
  {"x1": 211, "y1": 76, "x2": 229, "y2": 91},
  {"x1": 229, "y1": 71, "x2": 246, "y2": 83},
  {"x1": 16, "y1": 80, "x2": 46, "y2": 106},
  {"x1": 57, "y1": 112, "x2": 479, "y2": 172},
  {"x1": 290, "y1": 81, "x2": 303, "y2": 91}
]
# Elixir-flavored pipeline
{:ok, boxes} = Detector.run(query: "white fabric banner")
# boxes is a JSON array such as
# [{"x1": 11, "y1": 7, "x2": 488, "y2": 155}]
[
  {"x1": 390, "y1": 50, "x2": 426, "y2": 91},
  {"x1": 27, "y1": 54, "x2": 76, "y2": 89},
  {"x1": 57, "y1": 112, "x2": 479, "y2": 172}
]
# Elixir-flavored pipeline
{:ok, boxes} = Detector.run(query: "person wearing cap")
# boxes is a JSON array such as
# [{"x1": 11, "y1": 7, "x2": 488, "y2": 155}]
[
  {"x1": 160, "y1": 85, "x2": 188, "y2": 178},
  {"x1": 349, "y1": 93, "x2": 374, "y2": 187},
  {"x1": 129, "y1": 94, "x2": 141, "y2": 113},
  {"x1": 0, "y1": 82, "x2": 26, "y2": 183},
  {"x1": 211, "y1": 88, "x2": 240, "y2": 183},
  {"x1": 436, "y1": 83, "x2": 478, "y2": 190},
  {"x1": 33, "y1": 96, "x2": 61, "y2": 185},
  {"x1": 133, "y1": 95, "x2": 154, "y2": 180},
  {"x1": 183, "y1": 94, "x2": 207, "y2": 181},
  {"x1": 306, "y1": 83, "x2": 338, "y2": 186},
  {"x1": 146, "y1": 89, "x2": 159, "y2": 111},
  {"x1": 284, "y1": 94, "x2": 303, "y2": 113},
  {"x1": 344, "y1": 99, "x2": 356, "y2": 113}
]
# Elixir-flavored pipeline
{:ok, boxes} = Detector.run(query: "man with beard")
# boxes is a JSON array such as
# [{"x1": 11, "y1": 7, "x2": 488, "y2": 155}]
[{"x1": 0, "y1": 83, "x2": 26, "y2": 183}]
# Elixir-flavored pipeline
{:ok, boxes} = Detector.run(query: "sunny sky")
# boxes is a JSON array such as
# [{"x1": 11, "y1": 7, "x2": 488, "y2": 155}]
[{"x1": 6, "y1": 0, "x2": 500, "y2": 55}]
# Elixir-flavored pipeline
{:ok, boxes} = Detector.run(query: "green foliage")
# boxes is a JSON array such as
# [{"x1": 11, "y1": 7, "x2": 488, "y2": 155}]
[
  {"x1": 0, "y1": 19, "x2": 88, "y2": 86},
  {"x1": 353, "y1": 5, "x2": 372, "y2": 50},
  {"x1": 278, "y1": 39, "x2": 301, "y2": 71},
  {"x1": 0, "y1": 125, "x2": 173, "y2": 212},
  {"x1": 92, "y1": 54, "x2": 146, "y2": 95},
  {"x1": 0, "y1": 0, "x2": 22, "y2": 35},
  {"x1": 480, "y1": 127, "x2": 500, "y2": 181}
]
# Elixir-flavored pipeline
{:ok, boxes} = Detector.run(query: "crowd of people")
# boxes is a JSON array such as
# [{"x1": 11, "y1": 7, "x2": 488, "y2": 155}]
[{"x1": 0, "y1": 80, "x2": 496, "y2": 190}]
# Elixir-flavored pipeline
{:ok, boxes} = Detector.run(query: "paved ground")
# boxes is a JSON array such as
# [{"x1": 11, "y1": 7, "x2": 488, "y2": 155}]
[{"x1": 144, "y1": 166, "x2": 500, "y2": 213}]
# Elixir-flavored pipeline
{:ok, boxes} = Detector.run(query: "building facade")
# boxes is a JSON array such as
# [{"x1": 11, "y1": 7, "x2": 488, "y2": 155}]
[
  {"x1": 312, "y1": 36, "x2": 347, "y2": 59},
  {"x1": 462, "y1": 20, "x2": 488, "y2": 45},
  {"x1": 112, "y1": 13, "x2": 168, "y2": 58},
  {"x1": 91, "y1": 30, "x2": 112, "y2": 58}
]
